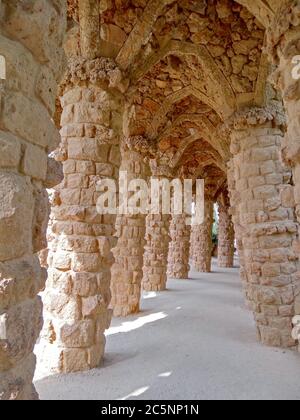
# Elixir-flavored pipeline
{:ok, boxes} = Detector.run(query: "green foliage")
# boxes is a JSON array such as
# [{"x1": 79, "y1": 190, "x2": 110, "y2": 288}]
[{"x1": 212, "y1": 205, "x2": 218, "y2": 246}]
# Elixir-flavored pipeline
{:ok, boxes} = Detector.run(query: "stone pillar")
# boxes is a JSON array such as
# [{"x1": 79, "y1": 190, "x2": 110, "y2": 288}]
[
  {"x1": 111, "y1": 137, "x2": 152, "y2": 317},
  {"x1": 227, "y1": 157, "x2": 250, "y2": 305},
  {"x1": 0, "y1": 2, "x2": 66, "y2": 400},
  {"x1": 167, "y1": 214, "x2": 191, "y2": 279},
  {"x1": 267, "y1": 2, "x2": 300, "y2": 346},
  {"x1": 40, "y1": 57, "x2": 125, "y2": 374},
  {"x1": 228, "y1": 106, "x2": 299, "y2": 348},
  {"x1": 192, "y1": 199, "x2": 214, "y2": 273},
  {"x1": 217, "y1": 190, "x2": 234, "y2": 268},
  {"x1": 142, "y1": 164, "x2": 173, "y2": 292},
  {"x1": 190, "y1": 226, "x2": 196, "y2": 267}
]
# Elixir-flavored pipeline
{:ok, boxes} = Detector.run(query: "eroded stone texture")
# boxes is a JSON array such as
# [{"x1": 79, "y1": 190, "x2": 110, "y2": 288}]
[
  {"x1": 192, "y1": 199, "x2": 214, "y2": 273},
  {"x1": 267, "y1": 1, "x2": 300, "y2": 347},
  {"x1": 142, "y1": 164, "x2": 173, "y2": 292},
  {"x1": 40, "y1": 58, "x2": 125, "y2": 374},
  {"x1": 1, "y1": 1, "x2": 299, "y2": 399},
  {"x1": 167, "y1": 213, "x2": 191, "y2": 279},
  {"x1": 228, "y1": 105, "x2": 300, "y2": 348},
  {"x1": 0, "y1": 0, "x2": 66, "y2": 400},
  {"x1": 217, "y1": 189, "x2": 235, "y2": 268},
  {"x1": 143, "y1": 213, "x2": 171, "y2": 291},
  {"x1": 190, "y1": 223, "x2": 197, "y2": 268},
  {"x1": 227, "y1": 157, "x2": 249, "y2": 305},
  {"x1": 111, "y1": 136, "x2": 152, "y2": 317}
]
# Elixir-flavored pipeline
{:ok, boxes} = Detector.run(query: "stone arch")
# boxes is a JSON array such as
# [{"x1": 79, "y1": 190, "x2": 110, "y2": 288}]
[
  {"x1": 234, "y1": 0, "x2": 275, "y2": 26},
  {"x1": 189, "y1": 163, "x2": 227, "y2": 273},
  {"x1": 159, "y1": 114, "x2": 230, "y2": 162},
  {"x1": 170, "y1": 136, "x2": 226, "y2": 172},
  {"x1": 147, "y1": 87, "x2": 223, "y2": 138},
  {"x1": 2, "y1": 0, "x2": 300, "y2": 401},
  {"x1": 116, "y1": 0, "x2": 174, "y2": 69},
  {"x1": 116, "y1": 0, "x2": 276, "y2": 68},
  {"x1": 131, "y1": 40, "x2": 236, "y2": 116}
]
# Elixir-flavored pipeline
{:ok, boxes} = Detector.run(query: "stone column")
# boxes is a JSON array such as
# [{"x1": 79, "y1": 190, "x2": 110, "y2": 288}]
[
  {"x1": 228, "y1": 106, "x2": 299, "y2": 348},
  {"x1": 189, "y1": 196, "x2": 197, "y2": 267},
  {"x1": 227, "y1": 157, "x2": 251, "y2": 307},
  {"x1": 142, "y1": 164, "x2": 173, "y2": 292},
  {"x1": 111, "y1": 137, "x2": 152, "y2": 317},
  {"x1": 0, "y1": 2, "x2": 66, "y2": 400},
  {"x1": 267, "y1": 2, "x2": 300, "y2": 346},
  {"x1": 167, "y1": 214, "x2": 191, "y2": 279},
  {"x1": 190, "y1": 226, "x2": 196, "y2": 267},
  {"x1": 217, "y1": 190, "x2": 234, "y2": 268},
  {"x1": 39, "y1": 57, "x2": 126, "y2": 374},
  {"x1": 192, "y1": 199, "x2": 214, "y2": 273}
]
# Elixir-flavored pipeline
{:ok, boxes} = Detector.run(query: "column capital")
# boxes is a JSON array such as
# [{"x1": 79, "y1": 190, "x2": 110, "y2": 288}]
[
  {"x1": 222, "y1": 102, "x2": 286, "y2": 133},
  {"x1": 266, "y1": 0, "x2": 300, "y2": 62},
  {"x1": 60, "y1": 57, "x2": 129, "y2": 94},
  {"x1": 121, "y1": 136, "x2": 157, "y2": 157}
]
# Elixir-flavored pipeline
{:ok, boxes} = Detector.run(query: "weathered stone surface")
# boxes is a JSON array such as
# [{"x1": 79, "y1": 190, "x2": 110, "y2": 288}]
[
  {"x1": 0, "y1": 131, "x2": 21, "y2": 169},
  {"x1": 0, "y1": 353, "x2": 38, "y2": 400},
  {"x1": 142, "y1": 210, "x2": 171, "y2": 292},
  {"x1": 228, "y1": 107, "x2": 300, "y2": 349},
  {"x1": 167, "y1": 214, "x2": 191, "y2": 279},
  {"x1": 2, "y1": 0, "x2": 300, "y2": 401},
  {"x1": 111, "y1": 140, "x2": 151, "y2": 317},
  {"x1": 0, "y1": 256, "x2": 46, "y2": 311},
  {"x1": 41, "y1": 77, "x2": 124, "y2": 373},
  {"x1": 0, "y1": 298, "x2": 43, "y2": 370},
  {"x1": 266, "y1": 1, "x2": 300, "y2": 349},
  {"x1": 0, "y1": 174, "x2": 34, "y2": 261},
  {"x1": 0, "y1": 0, "x2": 66, "y2": 400},
  {"x1": 142, "y1": 164, "x2": 173, "y2": 292},
  {"x1": 192, "y1": 200, "x2": 214, "y2": 273},
  {"x1": 217, "y1": 189, "x2": 235, "y2": 268}
]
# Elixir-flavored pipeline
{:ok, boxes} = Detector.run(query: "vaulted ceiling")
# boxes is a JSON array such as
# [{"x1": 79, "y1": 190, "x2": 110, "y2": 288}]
[{"x1": 66, "y1": 0, "x2": 284, "y2": 193}]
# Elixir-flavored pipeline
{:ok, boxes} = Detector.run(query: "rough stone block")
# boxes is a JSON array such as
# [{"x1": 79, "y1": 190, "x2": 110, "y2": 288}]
[
  {"x1": 62, "y1": 348, "x2": 89, "y2": 373},
  {"x1": 59, "y1": 320, "x2": 95, "y2": 348},
  {"x1": 0, "y1": 131, "x2": 21, "y2": 168},
  {"x1": 0, "y1": 173, "x2": 34, "y2": 261},
  {"x1": 0, "y1": 297, "x2": 42, "y2": 369}
]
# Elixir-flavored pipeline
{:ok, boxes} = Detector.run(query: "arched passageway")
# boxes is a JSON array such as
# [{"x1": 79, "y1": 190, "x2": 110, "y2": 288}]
[{"x1": 1, "y1": 0, "x2": 300, "y2": 400}]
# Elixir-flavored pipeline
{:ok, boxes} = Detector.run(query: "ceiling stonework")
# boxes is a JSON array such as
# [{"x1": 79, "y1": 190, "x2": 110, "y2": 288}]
[{"x1": 66, "y1": 0, "x2": 283, "y2": 183}]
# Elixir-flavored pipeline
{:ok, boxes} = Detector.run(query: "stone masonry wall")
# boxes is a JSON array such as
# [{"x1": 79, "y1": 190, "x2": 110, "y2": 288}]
[
  {"x1": 111, "y1": 137, "x2": 151, "y2": 316},
  {"x1": 190, "y1": 223, "x2": 197, "y2": 268},
  {"x1": 227, "y1": 157, "x2": 250, "y2": 305},
  {"x1": 218, "y1": 190, "x2": 235, "y2": 268},
  {"x1": 142, "y1": 164, "x2": 173, "y2": 292},
  {"x1": 267, "y1": 1, "x2": 300, "y2": 347},
  {"x1": 40, "y1": 59, "x2": 124, "y2": 374},
  {"x1": 0, "y1": 0, "x2": 66, "y2": 399},
  {"x1": 167, "y1": 214, "x2": 191, "y2": 279},
  {"x1": 229, "y1": 106, "x2": 300, "y2": 348},
  {"x1": 192, "y1": 200, "x2": 214, "y2": 273},
  {"x1": 143, "y1": 213, "x2": 171, "y2": 292}
]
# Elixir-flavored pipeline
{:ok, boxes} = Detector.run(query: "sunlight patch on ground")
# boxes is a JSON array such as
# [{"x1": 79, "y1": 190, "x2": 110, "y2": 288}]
[
  {"x1": 158, "y1": 371, "x2": 173, "y2": 378},
  {"x1": 142, "y1": 291, "x2": 157, "y2": 300},
  {"x1": 119, "y1": 386, "x2": 150, "y2": 400},
  {"x1": 106, "y1": 312, "x2": 168, "y2": 336}
]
